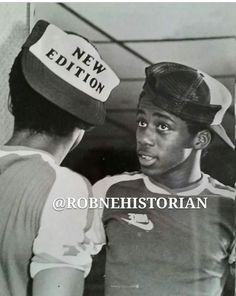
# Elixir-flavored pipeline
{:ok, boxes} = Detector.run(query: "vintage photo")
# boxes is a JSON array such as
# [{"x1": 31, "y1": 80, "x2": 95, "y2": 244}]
[{"x1": 0, "y1": 2, "x2": 235, "y2": 296}]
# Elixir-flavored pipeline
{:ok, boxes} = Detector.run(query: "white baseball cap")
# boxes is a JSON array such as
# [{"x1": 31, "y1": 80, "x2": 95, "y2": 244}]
[{"x1": 21, "y1": 20, "x2": 120, "y2": 125}]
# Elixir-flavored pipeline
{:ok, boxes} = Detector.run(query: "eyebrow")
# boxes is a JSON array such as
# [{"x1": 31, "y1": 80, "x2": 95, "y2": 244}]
[{"x1": 137, "y1": 109, "x2": 176, "y2": 124}]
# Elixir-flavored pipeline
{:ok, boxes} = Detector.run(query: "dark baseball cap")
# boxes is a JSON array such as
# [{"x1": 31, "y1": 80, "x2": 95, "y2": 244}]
[
  {"x1": 142, "y1": 62, "x2": 234, "y2": 149},
  {"x1": 20, "y1": 20, "x2": 120, "y2": 126}
]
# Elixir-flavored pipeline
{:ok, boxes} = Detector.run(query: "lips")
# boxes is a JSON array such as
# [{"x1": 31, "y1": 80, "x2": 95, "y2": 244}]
[{"x1": 137, "y1": 152, "x2": 157, "y2": 167}]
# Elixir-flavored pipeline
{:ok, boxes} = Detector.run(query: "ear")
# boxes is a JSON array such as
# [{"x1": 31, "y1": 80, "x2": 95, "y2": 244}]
[
  {"x1": 8, "y1": 93, "x2": 13, "y2": 113},
  {"x1": 193, "y1": 130, "x2": 211, "y2": 150},
  {"x1": 75, "y1": 128, "x2": 85, "y2": 144},
  {"x1": 69, "y1": 128, "x2": 85, "y2": 152}
]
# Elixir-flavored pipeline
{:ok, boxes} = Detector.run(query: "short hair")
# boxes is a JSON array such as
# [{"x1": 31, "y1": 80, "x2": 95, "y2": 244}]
[
  {"x1": 9, "y1": 52, "x2": 93, "y2": 137},
  {"x1": 185, "y1": 120, "x2": 212, "y2": 137}
]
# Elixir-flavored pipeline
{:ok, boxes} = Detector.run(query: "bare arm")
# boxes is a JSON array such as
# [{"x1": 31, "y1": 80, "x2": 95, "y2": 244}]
[{"x1": 33, "y1": 268, "x2": 84, "y2": 296}]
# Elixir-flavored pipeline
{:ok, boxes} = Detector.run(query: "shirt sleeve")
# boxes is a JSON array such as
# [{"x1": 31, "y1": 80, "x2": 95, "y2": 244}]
[{"x1": 30, "y1": 168, "x2": 105, "y2": 278}]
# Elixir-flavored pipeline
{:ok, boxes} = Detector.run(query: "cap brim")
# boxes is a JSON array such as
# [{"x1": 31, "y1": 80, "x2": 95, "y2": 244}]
[
  {"x1": 210, "y1": 125, "x2": 235, "y2": 149},
  {"x1": 21, "y1": 49, "x2": 106, "y2": 126}
]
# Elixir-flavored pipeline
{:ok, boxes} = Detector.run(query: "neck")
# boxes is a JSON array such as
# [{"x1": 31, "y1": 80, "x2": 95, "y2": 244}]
[
  {"x1": 6, "y1": 130, "x2": 76, "y2": 164},
  {"x1": 149, "y1": 151, "x2": 202, "y2": 189}
]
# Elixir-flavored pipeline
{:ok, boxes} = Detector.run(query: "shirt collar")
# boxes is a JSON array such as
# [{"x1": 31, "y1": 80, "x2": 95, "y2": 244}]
[
  {"x1": 143, "y1": 173, "x2": 208, "y2": 196},
  {"x1": 0, "y1": 145, "x2": 56, "y2": 165}
]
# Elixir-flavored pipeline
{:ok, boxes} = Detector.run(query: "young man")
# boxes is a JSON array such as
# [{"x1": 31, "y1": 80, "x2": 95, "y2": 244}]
[
  {"x1": 93, "y1": 62, "x2": 235, "y2": 296},
  {"x1": 0, "y1": 20, "x2": 119, "y2": 296}
]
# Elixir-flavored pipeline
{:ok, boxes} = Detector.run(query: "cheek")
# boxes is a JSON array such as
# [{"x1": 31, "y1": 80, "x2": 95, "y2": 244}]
[
  {"x1": 160, "y1": 138, "x2": 192, "y2": 159},
  {"x1": 165, "y1": 148, "x2": 193, "y2": 166},
  {"x1": 136, "y1": 128, "x2": 143, "y2": 142},
  {"x1": 165, "y1": 131, "x2": 193, "y2": 149}
]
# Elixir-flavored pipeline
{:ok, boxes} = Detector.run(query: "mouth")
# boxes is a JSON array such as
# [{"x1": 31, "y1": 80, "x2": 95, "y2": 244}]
[{"x1": 137, "y1": 153, "x2": 157, "y2": 167}]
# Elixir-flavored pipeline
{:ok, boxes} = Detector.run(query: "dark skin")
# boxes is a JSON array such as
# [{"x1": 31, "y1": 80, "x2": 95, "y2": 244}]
[
  {"x1": 136, "y1": 95, "x2": 235, "y2": 294},
  {"x1": 136, "y1": 94, "x2": 211, "y2": 189}
]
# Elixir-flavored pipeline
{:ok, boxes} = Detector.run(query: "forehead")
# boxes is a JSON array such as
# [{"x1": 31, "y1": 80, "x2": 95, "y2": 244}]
[{"x1": 138, "y1": 94, "x2": 181, "y2": 122}]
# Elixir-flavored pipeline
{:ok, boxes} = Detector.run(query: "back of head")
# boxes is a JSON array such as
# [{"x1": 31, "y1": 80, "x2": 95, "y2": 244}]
[
  {"x1": 9, "y1": 20, "x2": 120, "y2": 136},
  {"x1": 9, "y1": 52, "x2": 92, "y2": 136}
]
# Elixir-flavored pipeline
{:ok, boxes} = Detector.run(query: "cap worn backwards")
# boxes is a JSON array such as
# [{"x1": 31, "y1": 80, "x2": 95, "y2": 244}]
[
  {"x1": 142, "y1": 62, "x2": 234, "y2": 149},
  {"x1": 20, "y1": 20, "x2": 120, "y2": 126}
]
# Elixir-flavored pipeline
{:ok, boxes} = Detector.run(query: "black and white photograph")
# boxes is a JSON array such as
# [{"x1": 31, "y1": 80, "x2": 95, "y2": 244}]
[{"x1": 0, "y1": 2, "x2": 235, "y2": 296}]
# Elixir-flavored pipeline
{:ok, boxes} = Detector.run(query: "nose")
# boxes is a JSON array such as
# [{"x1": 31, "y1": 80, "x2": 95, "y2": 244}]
[{"x1": 137, "y1": 126, "x2": 155, "y2": 146}]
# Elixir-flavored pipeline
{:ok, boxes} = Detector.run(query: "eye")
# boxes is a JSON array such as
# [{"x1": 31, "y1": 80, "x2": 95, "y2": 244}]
[
  {"x1": 137, "y1": 119, "x2": 147, "y2": 128},
  {"x1": 156, "y1": 123, "x2": 169, "y2": 131}
]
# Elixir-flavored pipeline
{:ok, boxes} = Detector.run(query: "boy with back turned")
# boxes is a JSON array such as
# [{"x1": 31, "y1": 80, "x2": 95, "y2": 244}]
[{"x1": 0, "y1": 20, "x2": 119, "y2": 296}]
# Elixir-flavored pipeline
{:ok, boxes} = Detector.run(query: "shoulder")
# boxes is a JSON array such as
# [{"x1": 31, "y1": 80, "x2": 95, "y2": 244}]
[
  {"x1": 203, "y1": 174, "x2": 235, "y2": 200},
  {"x1": 0, "y1": 151, "x2": 57, "y2": 196},
  {"x1": 51, "y1": 165, "x2": 92, "y2": 197},
  {"x1": 93, "y1": 171, "x2": 143, "y2": 196},
  {"x1": 0, "y1": 150, "x2": 55, "y2": 177}
]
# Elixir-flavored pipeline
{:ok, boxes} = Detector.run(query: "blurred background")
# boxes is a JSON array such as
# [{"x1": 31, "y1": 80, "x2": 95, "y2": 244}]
[{"x1": 0, "y1": 2, "x2": 235, "y2": 186}]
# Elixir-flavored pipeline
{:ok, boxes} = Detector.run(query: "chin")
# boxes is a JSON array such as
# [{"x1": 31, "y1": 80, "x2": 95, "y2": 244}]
[{"x1": 140, "y1": 165, "x2": 163, "y2": 177}]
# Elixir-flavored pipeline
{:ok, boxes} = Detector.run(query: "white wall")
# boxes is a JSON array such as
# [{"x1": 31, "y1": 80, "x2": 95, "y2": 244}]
[{"x1": 0, "y1": 3, "x2": 28, "y2": 145}]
